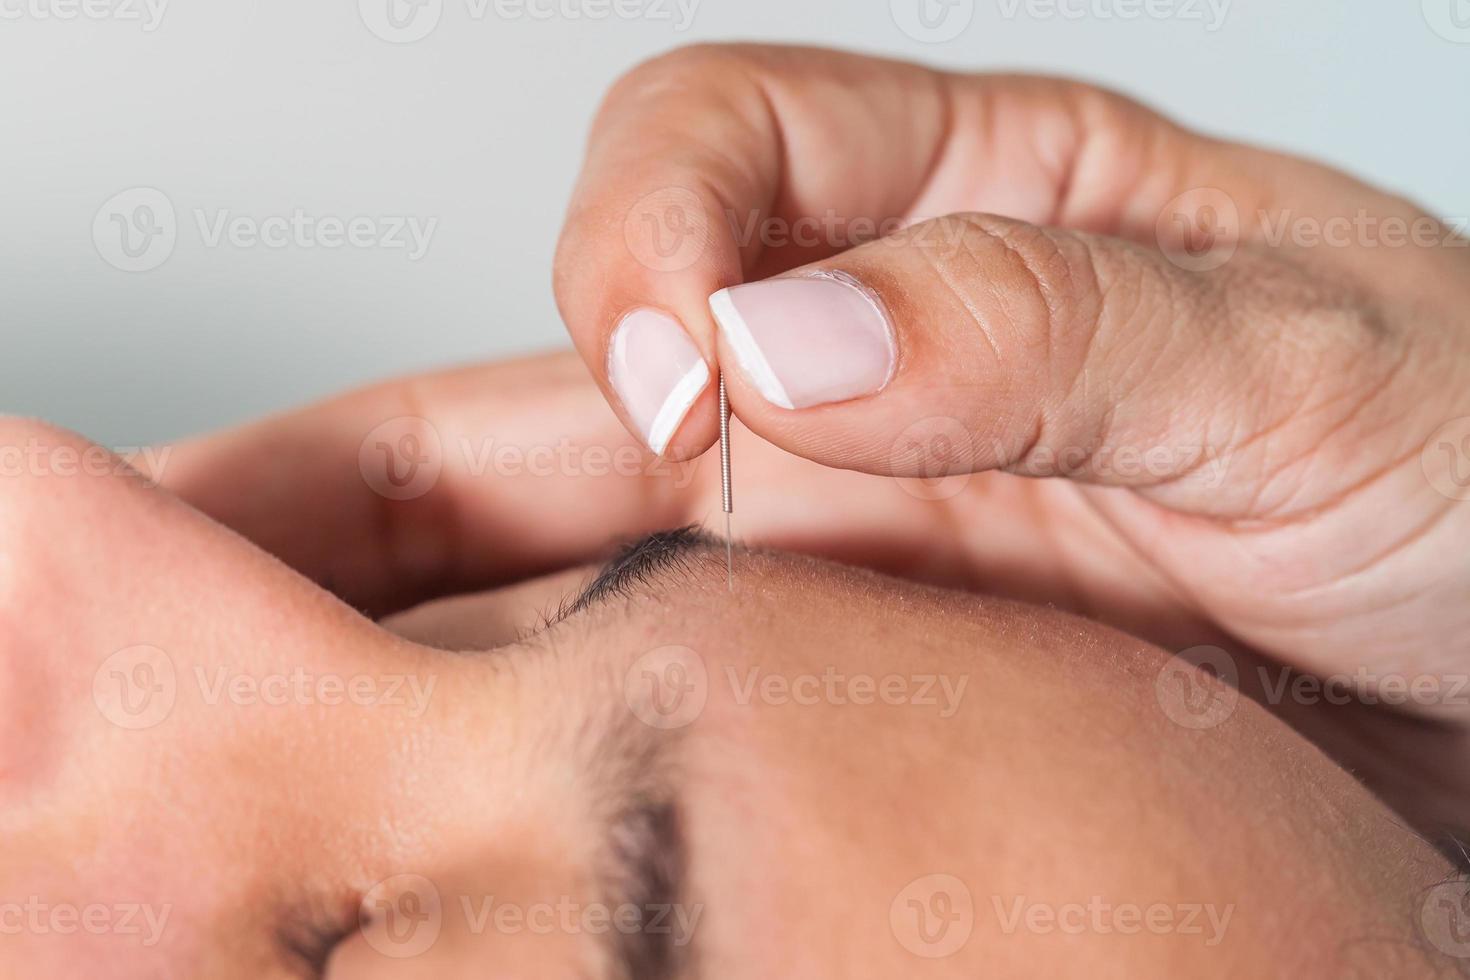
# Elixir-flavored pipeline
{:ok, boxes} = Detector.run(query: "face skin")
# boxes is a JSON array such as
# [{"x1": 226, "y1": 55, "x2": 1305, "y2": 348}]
[{"x1": 1, "y1": 417, "x2": 1463, "y2": 980}]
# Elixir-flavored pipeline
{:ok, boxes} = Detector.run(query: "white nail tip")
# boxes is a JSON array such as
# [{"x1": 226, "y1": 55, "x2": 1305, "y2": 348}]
[
  {"x1": 646, "y1": 360, "x2": 710, "y2": 456},
  {"x1": 708, "y1": 288, "x2": 795, "y2": 410}
]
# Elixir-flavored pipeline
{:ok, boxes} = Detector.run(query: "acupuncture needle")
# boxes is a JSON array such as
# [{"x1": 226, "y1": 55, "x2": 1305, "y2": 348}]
[{"x1": 719, "y1": 372, "x2": 733, "y2": 591}]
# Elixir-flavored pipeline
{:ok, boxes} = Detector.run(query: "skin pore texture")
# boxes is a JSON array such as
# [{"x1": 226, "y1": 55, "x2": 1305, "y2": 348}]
[{"x1": 0, "y1": 422, "x2": 1463, "y2": 979}]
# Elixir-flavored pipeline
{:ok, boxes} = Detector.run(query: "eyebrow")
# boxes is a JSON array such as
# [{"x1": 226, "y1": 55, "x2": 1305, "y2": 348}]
[{"x1": 556, "y1": 525, "x2": 721, "y2": 623}]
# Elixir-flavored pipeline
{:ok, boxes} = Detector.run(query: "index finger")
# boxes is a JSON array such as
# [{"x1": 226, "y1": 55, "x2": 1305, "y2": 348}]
[{"x1": 554, "y1": 44, "x2": 957, "y2": 458}]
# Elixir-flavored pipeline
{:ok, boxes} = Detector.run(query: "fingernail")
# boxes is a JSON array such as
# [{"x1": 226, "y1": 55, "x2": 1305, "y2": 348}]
[
  {"x1": 708, "y1": 274, "x2": 895, "y2": 410},
  {"x1": 608, "y1": 308, "x2": 710, "y2": 455}
]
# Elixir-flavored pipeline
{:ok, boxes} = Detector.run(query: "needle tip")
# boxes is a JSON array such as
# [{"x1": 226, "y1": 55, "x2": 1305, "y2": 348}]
[{"x1": 725, "y1": 513, "x2": 733, "y2": 591}]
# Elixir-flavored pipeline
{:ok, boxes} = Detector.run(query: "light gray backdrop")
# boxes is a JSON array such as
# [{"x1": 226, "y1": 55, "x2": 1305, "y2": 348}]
[{"x1": 3, "y1": 0, "x2": 1466, "y2": 445}]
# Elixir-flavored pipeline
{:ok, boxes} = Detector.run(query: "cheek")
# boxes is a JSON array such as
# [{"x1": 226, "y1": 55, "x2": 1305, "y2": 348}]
[
  {"x1": 0, "y1": 846, "x2": 209, "y2": 979},
  {"x1": 0, "y1": 542, "x2": 115, "y2": 801},
  {"x1": 0, "y1": 706, "x2": 391, "y2": 976},
  {"x1": 0, "y1": 632, "x2": 68, "y2": 799}
]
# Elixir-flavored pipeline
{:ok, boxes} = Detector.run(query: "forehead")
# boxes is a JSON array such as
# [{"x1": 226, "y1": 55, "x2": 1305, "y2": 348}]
[{"x1": 535, "y1": 557, "x2": 1453, "y2": 978}]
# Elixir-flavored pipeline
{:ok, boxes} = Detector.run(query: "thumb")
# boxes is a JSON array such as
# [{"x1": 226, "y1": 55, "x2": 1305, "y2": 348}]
[{"x1": 707, "y1": 211, "x2": 1400, "y2": 521}]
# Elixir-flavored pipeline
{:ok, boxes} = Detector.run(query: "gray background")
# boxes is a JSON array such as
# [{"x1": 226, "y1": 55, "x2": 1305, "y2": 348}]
[{"x1": 3, "y1": 0, "x2": 1466, "y2": 446}]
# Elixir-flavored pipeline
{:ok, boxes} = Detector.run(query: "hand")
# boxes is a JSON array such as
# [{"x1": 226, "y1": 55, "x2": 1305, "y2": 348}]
[{"x1": 552, "y1": 43, "x2": 1470, "y2": 708}]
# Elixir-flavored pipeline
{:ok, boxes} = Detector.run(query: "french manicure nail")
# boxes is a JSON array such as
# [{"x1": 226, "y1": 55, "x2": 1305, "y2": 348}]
[
  {"x1": 608, "y1": 308, "x2": 710, "y2": 455},
  {"x1": 708, "y1": 274, "x2": 895, "y2": 410}
]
